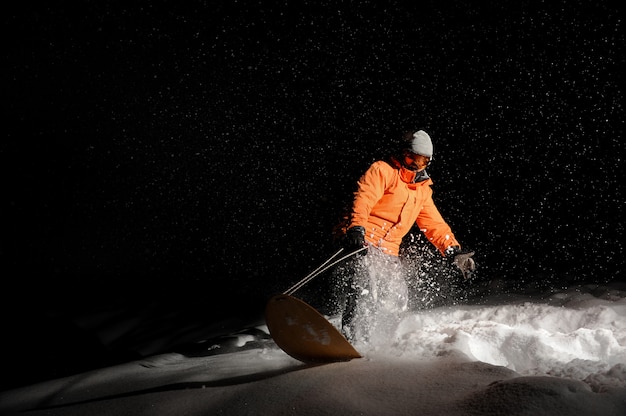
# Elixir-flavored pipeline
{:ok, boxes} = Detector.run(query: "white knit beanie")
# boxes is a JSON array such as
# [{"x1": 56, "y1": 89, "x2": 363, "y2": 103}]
[{"x1": 409, "y1": 130, "x2": 433, "y2": 158}]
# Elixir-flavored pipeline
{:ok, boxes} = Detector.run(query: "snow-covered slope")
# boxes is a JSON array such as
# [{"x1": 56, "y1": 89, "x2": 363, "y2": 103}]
[{"x1": 1, "y1": 283, "x2": 624, "y2": 415}]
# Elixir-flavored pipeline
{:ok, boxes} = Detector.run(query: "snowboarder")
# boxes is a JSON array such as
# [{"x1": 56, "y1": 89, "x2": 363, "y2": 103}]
[{"x1": 339, "y1": 129, "x2": 475, "y2": 344}]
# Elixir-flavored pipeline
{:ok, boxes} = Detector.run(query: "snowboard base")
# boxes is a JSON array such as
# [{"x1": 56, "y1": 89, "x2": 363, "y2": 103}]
[{"x1": 265, "y1": 294, "x2": 361, "y2": 363}]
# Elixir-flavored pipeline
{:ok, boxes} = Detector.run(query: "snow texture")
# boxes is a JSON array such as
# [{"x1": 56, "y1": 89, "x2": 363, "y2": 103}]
[{"x1": 1, "y1": 283, "x2": 624, "y2": 415}]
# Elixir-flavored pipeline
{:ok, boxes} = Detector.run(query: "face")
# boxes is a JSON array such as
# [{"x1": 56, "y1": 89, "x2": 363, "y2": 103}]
[{"x1": 403, "y1": 152, "x2": 431, "y2": 171}]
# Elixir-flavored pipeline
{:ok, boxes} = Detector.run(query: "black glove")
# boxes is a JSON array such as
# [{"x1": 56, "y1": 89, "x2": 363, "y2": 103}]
[
  {"x1": 344, "y1": 226, "x2": 367, "y2": 254},
  {"x1": 445, "y1": 246, "x2": 476, "y2": 280}
]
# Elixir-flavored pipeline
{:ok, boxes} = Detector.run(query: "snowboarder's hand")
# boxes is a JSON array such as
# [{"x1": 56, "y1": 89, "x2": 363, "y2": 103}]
[
  {"x1": 344, "y1": 226, "x2": 367, "y2": 255},
  {"x1": 445, "y1": 246, "x2": 476, "y2": 280}
]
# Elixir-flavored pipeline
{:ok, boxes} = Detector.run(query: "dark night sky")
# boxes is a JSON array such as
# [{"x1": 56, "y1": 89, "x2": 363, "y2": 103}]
[{"x1": 2, "y1": 1, "x2": 624, "y2": 386}]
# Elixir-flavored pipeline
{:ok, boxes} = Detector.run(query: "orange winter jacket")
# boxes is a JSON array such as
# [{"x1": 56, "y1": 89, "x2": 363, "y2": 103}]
[{"x1": 349, "y1": 158, "x2": 459, "y2": 256}]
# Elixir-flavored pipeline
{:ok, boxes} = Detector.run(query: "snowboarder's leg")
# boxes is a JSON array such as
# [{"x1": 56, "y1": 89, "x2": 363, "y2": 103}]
[{"x1": 340, "y1": 256, "x2": 373, "y2": 344}]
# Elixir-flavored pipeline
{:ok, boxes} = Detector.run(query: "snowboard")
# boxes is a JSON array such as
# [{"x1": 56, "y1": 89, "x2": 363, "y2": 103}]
[{"x1": 265, "y1": 294, "x2": 362, "y2": 363}]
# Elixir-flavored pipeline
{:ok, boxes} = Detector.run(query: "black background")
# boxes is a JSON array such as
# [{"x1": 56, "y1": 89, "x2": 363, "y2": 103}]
[{"x1": 3, "y1": 1, "x2": 624, "y2": 389}]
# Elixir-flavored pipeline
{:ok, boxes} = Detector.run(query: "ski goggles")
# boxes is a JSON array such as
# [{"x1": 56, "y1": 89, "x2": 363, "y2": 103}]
[{"x1": 405, "y1": 152, "x2": 432, "y2": 170}]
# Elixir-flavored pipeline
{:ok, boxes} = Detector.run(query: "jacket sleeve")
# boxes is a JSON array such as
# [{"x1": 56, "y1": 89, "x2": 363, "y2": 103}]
[
  {"x1": 416, "y1": 194, "x2": 460, "y2": 255},
  {"x1": 349, "y1": 162, "x2": 388, "y2": 228}
]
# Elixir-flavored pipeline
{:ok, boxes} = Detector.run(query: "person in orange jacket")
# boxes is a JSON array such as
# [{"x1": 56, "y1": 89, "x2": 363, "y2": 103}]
[{"x1": 339, "y1": 129, "x2": 475, "y2": 344}]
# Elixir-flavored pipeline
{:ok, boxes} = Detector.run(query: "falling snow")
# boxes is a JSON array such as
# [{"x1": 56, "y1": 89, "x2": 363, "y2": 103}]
[{"x1": 3, "y1": 0, "x2": 624, "y2": 400}]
